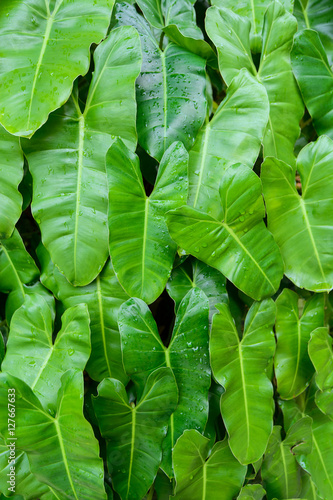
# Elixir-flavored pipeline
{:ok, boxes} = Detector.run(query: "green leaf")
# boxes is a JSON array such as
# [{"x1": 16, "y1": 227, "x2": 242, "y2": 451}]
[
  {"x1": 206, "y1": 2, "x2": 303, "y2": 167},
  {"x1": 237, "y1": 484, "x2": 266, "y2": 500},
  {"x1": 115, "y1": 3, "x2": 209, "y2": 161},
  {"x1": 275, "y1": 290, "x2": 325, "y2": 399},
  {"x1": 291, "y1": 29, "x2": 333, "y2": 139},
  {"x1": 261, "y1": 418, "x2": 312, "y2": 500},
  {"x1": 0, "y1": 126, "x2": 23, "y2": 239},
  {"x1": 172, "y1": 430, "x2": 247, "y2": 500},
  {"x1": 106, "y1": 140, "x2": 188, "y2": 304},
  {"x1": 166, "y1": 256, "x2": 228, "y2": 322},
  {"x1": 93, "y1": 367, "x2": 178, "y2": 500},
  {"x1": 0, "y1": 370, "x2": 106, "y2": 499},
  {"x1": 2, "y1": 294, "x2": 90, "y2": 412},
  {"x1": 294, "y1": 0, "x2": 333, "y2": 64},
  {"x1": 22, "y1": 26, "x2": 141, "y2": 286},
  {"x1": 308, "y1": 326, "x2": 333, "y2": 417},
  {"x1": 118, "y1": 288, "x2": 210, "y2": 476},
  {"x1": 37, "y1": 244, "x2": 129, "y2": 384},
  {"x1": 211, "y1": 0, "x2": 293, "y2": 52},
  {"x1": 187, "y1": 69, "x2": 269, "y2": 217},
  {"x1": 210, "y1": 299, "x2": 276, "y2": 464},
  {"x1": 136, "y1": 0, "x2": 216, "y2": 64},
  {"x1": 167, "y1": 164, "x2": 284, "y2": 300},
  {"x1": 300, "y1": 471, "x2": 323, "y2": 500},
  {"x1": 0, "y1": 0, "x2": 113, "y2": 137},
  {"x1": 262, "y1": 136, "x2": 333, "y2": 292}
]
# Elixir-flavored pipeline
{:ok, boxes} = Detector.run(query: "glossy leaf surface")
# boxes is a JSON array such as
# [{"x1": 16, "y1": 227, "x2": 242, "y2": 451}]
[
  {"x1": 262, "y1": 136, "x2": 333, "y2": 292},
  {"x1": 118, "y1": 289, "x2": 210, "y2": 476},
  {"x1": 23, "y1": 26, "x2": 141, "y2": 286},
  {"x1": 167, "y1": 164, "x2": 284, "y2": 300},
  {"x1": 308, "y1": 326, "x2": 333, "y2": 416},
  {"x1": 93, "y1": 368, "x2": 178, "y2": 500},
  {"x1": 275, "y1": 289, "x2": 325, "y2": 399},
  {"x1": 106, "y1": 140, "x2": 187, "y2": 304},
  {"x1": 210, "y1": 299, "x2": 276, "y2": 464},
  {"x1": 0, "y1": 0, "x2": 113, "y2": 136},
  {"x1": 172, "y1": 430, "x2": 247, "y2": 500}
]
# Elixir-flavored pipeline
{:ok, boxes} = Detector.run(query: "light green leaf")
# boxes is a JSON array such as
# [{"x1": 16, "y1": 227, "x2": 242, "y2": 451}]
[
  {"x1": 187, "y1": 69, "x2": 269, "y2": 217},
  {"x1": 0, "y1": 0, "x2": 113, "y2": 137},
  {"x1": 106, "y1": 140, "x2": 188, "y2": 304},
  {"x1": 261, "y1": 418, "x2": 312, "y2": 500},
  {"x1": 2, "y1": 294, "x2": 90, "y2": 412},
  {"x1": 93, "y1": 367, "x2": 178, "y2": 500},
  {"x1": 211, "y1": 0, "x2": 293, "y2": 52},
  {"x1": 0, "y1": 370, "x2": 106, "y2": 500},
  {"x1": 291, "y1": 29, "x2": 333, "y2": 139},
  {"x1": 115, "y1": 3, "x2": 208, "y2": 161},
  {"x1": 172, "y1": 430, "x2": 247, "y2": 500},
  {"x1": 136, "y1": 0, "x2": 216, "y2": 64},
  {"x1": 166, "y1": 256, "x2": 228, "y2": 322},
  {"x1": 262, "y1": 136, "x2": 333, "y2": 292},
  {"x1": 206, "y1": 2, "x2": 303, "y2": 167},
  {"x1": 275, "y1": 290, "x2": 325, "y2": 399},
  {"x1": 210, "y1": 299, "x2": 276, "y2": 464},
  {"x1": 0, "y1": 126, "x2": 23, "y2": 239},
  {"x1": 237, "y1": 484, "x2": 266, "y2": 500},
  {"x1": 294, "y1": 0, "x2": 333, "y2": 64},
  {"x1": 300, "y1": 471, "x2": 323, "y2": 500},
  {"x1": 118, "y1": 288, "x2": 210, "y2": 476},
  {"x1": 37, "y1": 244, "x2": 129, "y2": 384},
  {"x1": 167, "y1": 164, "x2": 284, "y2": 300},
  {"x1": 22, "y1": 26, "x2": 141, "y2": 286},
  {"x1": 308, "y1": 326, "x2": 333, "y2": 416}
]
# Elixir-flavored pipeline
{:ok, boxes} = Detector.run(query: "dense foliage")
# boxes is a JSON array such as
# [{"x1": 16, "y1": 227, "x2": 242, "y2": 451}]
[{"x1": 0, "y1": 0, "x2": 332, "y2": 499}]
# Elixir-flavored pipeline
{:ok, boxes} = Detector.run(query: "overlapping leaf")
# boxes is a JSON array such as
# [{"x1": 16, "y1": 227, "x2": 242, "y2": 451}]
[
  {"x1": 237, "y1": 484, "x2": 266, "y2": 500},
  {"x1": 262, "y1": 135, "x2": 333, "y2": 292},
  {"x1": 106, "y1": 140, "x2": 187, "y2": 304},
  {"x1": 2, "y1": 294, "x2": 90, "y2": 412},
  {"x1": 308, "y1": 326, "x2": 333, "y2": 416},
  {"x1": 115, "y1": 3, "x2": 209, "y2": 161},
  {"x1": 172, "y1": 430, "x2": 247, "y2": 500},
  {"x1": 0, "y1": 0, "x2": 113, "y2": 136},
  {"x1": 22, "y1": 26, "x2": 141, "y2": 286},
  {"x1": 275, "y1": 289, "x2": 325, "y2": 399},
  {"x1": 206, "y1": 1, "x2": 303, "y2": 166},
  {"x1": 291, "y1": 29, "x2": 333, "y2": 139},
  {"x1": 210, "y1": 299, "x2": 276, "y2": 464},
  {"x1": 118, "y1": 288, "x2": 210, "y2": 476},
  {"x1": 167, "y1": 164, "x2": 284, "y2": 300},
  {"x1": 93, "y1": 368, "x2": 178, "y2": 500},
  {"x1": 0, "y1": 370, "x2": 106, "y2": 500}
]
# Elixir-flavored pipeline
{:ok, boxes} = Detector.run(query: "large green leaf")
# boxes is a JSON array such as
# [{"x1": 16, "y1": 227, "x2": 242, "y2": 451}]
[
  {"x1": 300, "y1": 472, "x2": 323, "y2": 500},
  {"x1": 172, "y1": 430, "x2": 246, "y2": 500},
  {"x1": 294, "y1": 0, "x2": 333, "y2": 64},
  {"x1": 106, "y1": 140, "x2": 187, "y2": 304},
  {"x1": 37, "y1": 244, "x2": 129, "y2": 384},
  {"x1": 166, "y1": 256, "x2": 227, "y2": 322},
  {"x1": 211, "y1": 0, "x2": 293, "y2": 52},
  {"x1": 237, "y1": 484, "x2": 266, "y2": 500},
  {"x1": 0, "y1": 0, "x2": 113, "y2": 137},
  {"x1": 261, "y1": 418, "x2": 312, "y2": 500},
  {"x1": 262, "y1": 135, "x2": 333, "y2": 292},
  {"x1": 135, "y1": 0, "x2": 216, "y2": 64},
  {"x1": 22, "y1": 26, "x2": 141, "y2": 286},
  {"x1": 291, "y1": 29, "x2": 333, "y2": 139},
  {"x1": 2, "y1": 294, "x2": 90, "y2": 413},
  {"x1": 210, "y1": 299, "x2": 276, "y2": 464},
  {"x1": 275, "y1": 290, "x2": 325, "y2": 399},
  {"x1": 187, "y1": 69, "x2": 269, "y2": 217},
  {"x1": 118, "y1": 288, "x2": 210, "y2": 476},
  {"x1": 93, "y1": 367, "x2": 178, "y2": 500},
  {"x1": 0, "y1": 126, "x2": 23, "y2": 239},
  {"x1": 115, "y1": 3, "x2": 209, "y2": 161},
  {"x1": 206, "y1": 1, "x2": 303, "y2": 167},
  {"x1": 167, "y1": 164, "x2": 284, "y2": 300},
  {"x1": 308, "y1": 326, "x2": 333, "y2": 417},
  {"x1": 0, "y1": 370, "x2": 106, "y2": 500}
]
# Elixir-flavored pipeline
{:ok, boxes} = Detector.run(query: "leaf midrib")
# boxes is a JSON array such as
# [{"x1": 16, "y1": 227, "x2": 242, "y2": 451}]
[{"x1": 54, "y1": 419, "x2": 79, "y2": 500}]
